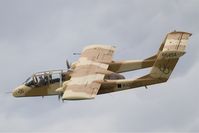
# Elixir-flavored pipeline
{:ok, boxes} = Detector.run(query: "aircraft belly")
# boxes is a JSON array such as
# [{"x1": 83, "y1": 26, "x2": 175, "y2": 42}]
[
  {"x1": 97, "y1": 83, "x2": 117, "y2": 95},
  {"x1": 26, "y1": 86, "x2": 48, "y2": 96},
  {"x1": 25, "y1": 83, "x2": 60, "y2": 96}
]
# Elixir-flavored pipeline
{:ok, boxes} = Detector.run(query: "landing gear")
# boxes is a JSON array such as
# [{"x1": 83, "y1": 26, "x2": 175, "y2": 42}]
[{"x1": 58, "y1": 93, "x2": 64, "y2": 103}]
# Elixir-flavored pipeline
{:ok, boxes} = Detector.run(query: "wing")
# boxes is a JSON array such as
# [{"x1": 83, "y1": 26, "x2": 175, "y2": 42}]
[
  {"x1": 62, "y1": 45, "x2": 115, "y2": 100},
  {"x1": 81, "y1": 45, "x2": 115, "y2": 63}
]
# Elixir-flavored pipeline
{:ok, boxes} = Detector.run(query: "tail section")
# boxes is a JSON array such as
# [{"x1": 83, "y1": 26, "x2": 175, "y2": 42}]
[
  {"x1": 100, "y1": 31, "x2": 192, "y2": 93},
  {"x1": 150, "y1": 31, "x2": 192, "y2": 80}
]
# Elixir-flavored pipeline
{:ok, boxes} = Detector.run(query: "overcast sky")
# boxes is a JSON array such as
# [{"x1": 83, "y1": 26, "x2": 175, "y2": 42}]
[{"x1": 0, "y1": 0, "x2": 199, "y2": 132}]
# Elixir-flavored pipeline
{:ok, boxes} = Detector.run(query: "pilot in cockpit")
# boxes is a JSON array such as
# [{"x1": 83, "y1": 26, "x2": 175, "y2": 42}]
[{"x1": 38, "y1": 76, "x2": 45, "y2": 86}]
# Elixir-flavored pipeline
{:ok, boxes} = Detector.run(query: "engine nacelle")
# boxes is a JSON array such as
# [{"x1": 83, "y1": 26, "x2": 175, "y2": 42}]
[{"x1": 105, "y1": 73, "x2": 125, "y2": 80}]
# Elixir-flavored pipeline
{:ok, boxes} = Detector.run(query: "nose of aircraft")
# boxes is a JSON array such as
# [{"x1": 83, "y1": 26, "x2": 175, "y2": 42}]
[
  {"x1": 12, "y1": 90, "x2": 17, "y2": 97},
  {"x1": 12, "y1": 85, "x2": 30, "y2": 97}
]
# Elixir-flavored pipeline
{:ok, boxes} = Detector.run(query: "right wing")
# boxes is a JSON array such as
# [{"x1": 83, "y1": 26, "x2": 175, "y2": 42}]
[{"x1": 80, "y1": 45, "x2": 115, "y2": 63}]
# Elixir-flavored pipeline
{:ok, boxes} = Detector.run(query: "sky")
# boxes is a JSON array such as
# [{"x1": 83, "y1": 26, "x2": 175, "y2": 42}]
[{"x1": 0, "y1": 0, "x2": 199, "y2": 132}]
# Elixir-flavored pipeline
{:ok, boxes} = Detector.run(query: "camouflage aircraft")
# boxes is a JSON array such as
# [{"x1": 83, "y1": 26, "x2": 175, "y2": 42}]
[{"x1": 12, "y1": 31, "x2": 191, "y2": 100}]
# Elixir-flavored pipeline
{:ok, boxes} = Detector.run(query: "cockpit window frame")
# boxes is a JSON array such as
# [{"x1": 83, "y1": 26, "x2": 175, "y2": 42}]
[{"x1": 24, "y1": 69, "x2": 66, "y2": 88}]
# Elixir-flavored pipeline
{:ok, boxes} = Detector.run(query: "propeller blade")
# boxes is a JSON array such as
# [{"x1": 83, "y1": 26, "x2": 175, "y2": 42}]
[{"x1": 66, "y1": 60, "x2": 70, "y2": 69}]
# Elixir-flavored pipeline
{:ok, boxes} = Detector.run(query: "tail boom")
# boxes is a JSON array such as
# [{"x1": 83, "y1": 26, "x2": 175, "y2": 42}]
[
  {"x1": 98, "y1": 31, "x2": 192, "y2": 94},
  {"x1": 108, "y1": 55, "x2": 157, "y2": 73}
]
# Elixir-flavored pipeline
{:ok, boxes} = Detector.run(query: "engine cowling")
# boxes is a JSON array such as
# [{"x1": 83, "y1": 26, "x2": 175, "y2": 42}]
[{"x1": 104, "y1": 73, "x2": 125, "y2": 80}]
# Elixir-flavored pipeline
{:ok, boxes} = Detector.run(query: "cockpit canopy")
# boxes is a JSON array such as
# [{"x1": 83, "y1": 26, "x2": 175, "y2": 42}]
[{"x1": 24, "y1": 70, "x2": 67, "y2": 87}]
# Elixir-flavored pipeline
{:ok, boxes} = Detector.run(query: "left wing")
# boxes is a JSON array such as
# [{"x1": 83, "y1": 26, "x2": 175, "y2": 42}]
[{"x1": 62, "y1": 45, "x2": 115, "y2": 100}]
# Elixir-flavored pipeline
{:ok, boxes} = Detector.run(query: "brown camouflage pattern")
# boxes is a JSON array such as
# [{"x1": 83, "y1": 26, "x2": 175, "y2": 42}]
[{"x1": 12, "y1": 31, "x2": 191, "y2": 100}]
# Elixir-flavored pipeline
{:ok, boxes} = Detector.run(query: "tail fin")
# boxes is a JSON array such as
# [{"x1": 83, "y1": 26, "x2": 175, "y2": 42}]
[{"x1": 150, "y1": 31, "x2": 192, "y2": 80}]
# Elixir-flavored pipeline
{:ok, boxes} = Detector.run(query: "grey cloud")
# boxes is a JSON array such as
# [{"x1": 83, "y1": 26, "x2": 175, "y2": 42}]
[{"x1": 0, "y1": 0, "x2": 199, "y2": 132}]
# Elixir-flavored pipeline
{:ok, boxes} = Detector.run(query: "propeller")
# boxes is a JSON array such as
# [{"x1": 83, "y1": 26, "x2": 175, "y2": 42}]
[
  {"x1": 66, "y1": 59, "x2": 71, "y2": 70},
  {"x1": 73, "y1": 53, "x2": 81, "y2": 55}
]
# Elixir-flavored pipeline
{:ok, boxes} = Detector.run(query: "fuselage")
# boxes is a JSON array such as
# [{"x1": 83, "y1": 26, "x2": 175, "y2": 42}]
[{"x1": 12, "y1": 70, "x2": 125, "y2": 97}]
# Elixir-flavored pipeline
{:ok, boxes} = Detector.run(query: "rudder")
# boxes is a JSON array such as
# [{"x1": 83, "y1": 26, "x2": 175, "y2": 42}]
[{"x1": 150, "y1": 31, "x2": 192, "y2": 80}]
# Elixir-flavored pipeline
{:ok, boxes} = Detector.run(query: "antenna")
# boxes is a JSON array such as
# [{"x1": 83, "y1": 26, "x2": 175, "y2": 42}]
[{"x1": 73, "y1": 53, "x2": 81, "y2": 55}]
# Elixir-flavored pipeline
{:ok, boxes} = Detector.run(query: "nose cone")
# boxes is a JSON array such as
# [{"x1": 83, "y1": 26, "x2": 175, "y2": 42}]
[
  {"x1": 12, "y1": 85, "x2": 30, "y2": 97},
  {"x1": 12, "y1": 90, "x2": 17, "y2": 97}
]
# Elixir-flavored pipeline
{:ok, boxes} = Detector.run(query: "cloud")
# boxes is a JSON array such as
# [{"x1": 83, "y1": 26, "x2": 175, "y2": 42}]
[{"x1": 0, "y1": 0, "x2": 199, "y2": 132}]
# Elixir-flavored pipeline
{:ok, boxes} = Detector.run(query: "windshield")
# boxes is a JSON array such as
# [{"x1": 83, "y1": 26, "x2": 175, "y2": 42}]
[
  {"x1": 24, "y1": 77, "x2": 35, "y2": 87},
  {"x1": 24, "y1": 77, "x2": 31, "y2": 84},
  {"x1": 23, "y1": 70, "x2": 67, "y2": 88}
]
